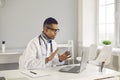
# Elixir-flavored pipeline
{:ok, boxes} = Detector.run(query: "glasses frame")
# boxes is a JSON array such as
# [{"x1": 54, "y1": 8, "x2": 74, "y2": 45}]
[{"x1": 46, "y1": 26, "x2": 60, "y2": 32}]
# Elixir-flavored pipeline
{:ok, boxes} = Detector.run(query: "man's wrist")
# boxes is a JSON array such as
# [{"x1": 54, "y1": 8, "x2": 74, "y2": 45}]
[
  {"x1": 45, "y1": 57, "x2": 49, "y2": 64},
  {"x1": 59, "y1": 59, "x2": 62, "y2": 62}
]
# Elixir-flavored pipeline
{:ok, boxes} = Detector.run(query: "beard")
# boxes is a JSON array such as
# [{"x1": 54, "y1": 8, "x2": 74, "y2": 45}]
[{"x1": 48, "y1": 36, "x2": 55, "y2": 40}]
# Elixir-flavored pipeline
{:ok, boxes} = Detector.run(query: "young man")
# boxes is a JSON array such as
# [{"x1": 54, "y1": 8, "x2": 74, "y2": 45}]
[{"x1": 19, "y1": 17, "x2": 70, "y2": 69}]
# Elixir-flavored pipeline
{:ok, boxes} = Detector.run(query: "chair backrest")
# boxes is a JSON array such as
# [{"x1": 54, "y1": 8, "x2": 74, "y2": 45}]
[
  {"x1": 96, "y1": 45, "x2": 112, "y2": 65},
  {"x1": 88, "y1": 44, "x2": 97, "y2": 61}
]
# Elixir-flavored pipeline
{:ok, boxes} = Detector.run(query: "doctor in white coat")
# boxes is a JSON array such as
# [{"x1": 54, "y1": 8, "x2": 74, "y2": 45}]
[{"x1": 19, "y1": 17, "x2": 70, "y2": 69}]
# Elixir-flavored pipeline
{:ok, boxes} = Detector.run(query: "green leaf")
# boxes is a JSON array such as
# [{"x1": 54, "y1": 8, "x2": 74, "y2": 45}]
[{"x1": 102, "y1": 40, "x2": 112, "y2": 45}]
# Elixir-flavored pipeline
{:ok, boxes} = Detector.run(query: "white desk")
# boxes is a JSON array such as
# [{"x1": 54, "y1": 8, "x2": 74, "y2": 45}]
[{"x1": 0, "y1": 64, "x2": 119, "y2": 80}]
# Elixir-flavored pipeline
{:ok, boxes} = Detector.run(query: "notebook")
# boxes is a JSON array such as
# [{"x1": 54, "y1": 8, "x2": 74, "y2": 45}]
[
  {"x1": 59, "y1": 49, "x2": 88, "y2": 73},
  {"x1": 21, "y1": 70, "x2": 49, "y2": 78}
]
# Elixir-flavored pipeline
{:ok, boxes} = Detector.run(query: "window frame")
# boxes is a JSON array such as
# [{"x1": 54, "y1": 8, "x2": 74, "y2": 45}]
[{"x1": 96, "y1": 0, "x2": 116, "y2": 47}]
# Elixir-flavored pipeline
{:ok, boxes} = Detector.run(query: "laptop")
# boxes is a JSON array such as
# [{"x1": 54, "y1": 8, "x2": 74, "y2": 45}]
[{"x1": 59, "y1": 49, "x2": 88, "y2": 73}]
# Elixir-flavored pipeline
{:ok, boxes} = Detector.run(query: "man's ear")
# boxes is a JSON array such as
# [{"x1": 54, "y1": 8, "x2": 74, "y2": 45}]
[{"x1": 43, "y1": 26, "x2": 48, "y2": 32}]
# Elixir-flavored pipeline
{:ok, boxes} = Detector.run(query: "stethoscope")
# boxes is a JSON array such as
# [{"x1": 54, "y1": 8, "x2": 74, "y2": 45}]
[{"x1": 38, "y1": 34, "x2": 53, "y2": 55}]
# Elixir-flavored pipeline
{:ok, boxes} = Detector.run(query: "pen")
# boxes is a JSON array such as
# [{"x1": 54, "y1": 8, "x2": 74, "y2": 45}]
[{"x1": 30, "y1": 71, "x2": 37, "y2": 75}]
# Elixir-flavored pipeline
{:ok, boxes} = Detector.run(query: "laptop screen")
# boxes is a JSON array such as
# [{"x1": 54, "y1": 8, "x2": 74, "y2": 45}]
[
  {"x1": 79, "y1": 48, "x2": 89, "y2": 72},
  {"x1": 59, "y1": 48, "x2": 88, "y2": 73}
]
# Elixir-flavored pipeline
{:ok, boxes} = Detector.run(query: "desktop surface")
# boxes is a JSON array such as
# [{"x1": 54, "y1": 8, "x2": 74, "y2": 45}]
[{"x1": 0, "y1": 64, "x2": 119, "y2": 80}]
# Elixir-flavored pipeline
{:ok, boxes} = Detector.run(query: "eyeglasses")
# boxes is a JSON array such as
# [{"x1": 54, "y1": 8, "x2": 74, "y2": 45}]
[{"x1": 46, "y1": 26, "x2": 60, "y2": 32}]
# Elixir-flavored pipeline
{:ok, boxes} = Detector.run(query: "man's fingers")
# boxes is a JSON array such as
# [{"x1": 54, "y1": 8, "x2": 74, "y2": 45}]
[
  {"x1": 64, "y1": 51, "x2": 70, "y2": 56},
  {"x1": 64, "y1": 55, "x2": 71, "y2": 60},
  {"x1": 67, "y1": 55, "x2": 71, "y2": 58}
]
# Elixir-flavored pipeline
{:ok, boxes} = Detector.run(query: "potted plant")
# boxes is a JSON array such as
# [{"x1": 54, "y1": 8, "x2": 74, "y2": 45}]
[{"x1": 102, "y1": 40, "x2": 112, "y2": 45}]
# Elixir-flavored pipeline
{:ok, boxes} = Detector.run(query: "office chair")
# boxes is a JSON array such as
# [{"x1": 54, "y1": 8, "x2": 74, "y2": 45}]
[{"x1": 89, "y1": 45, "x2": 112, "y2": 66}]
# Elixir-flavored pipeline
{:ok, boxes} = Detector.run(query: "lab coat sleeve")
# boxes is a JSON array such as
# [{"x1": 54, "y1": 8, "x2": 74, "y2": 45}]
[{"x1": 22, "y1": 39, "x2": 46, "y2": 69}]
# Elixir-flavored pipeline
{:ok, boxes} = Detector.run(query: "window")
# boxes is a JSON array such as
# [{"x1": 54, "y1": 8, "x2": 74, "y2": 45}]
[{"x1": 97, "y1": 0, "x2": 115, "y2": 46}]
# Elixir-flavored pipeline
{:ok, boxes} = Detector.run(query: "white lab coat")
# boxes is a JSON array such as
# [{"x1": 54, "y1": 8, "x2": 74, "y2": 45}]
[{"x1": 19, "y1": 35, "x2": 64, "y2": 70}]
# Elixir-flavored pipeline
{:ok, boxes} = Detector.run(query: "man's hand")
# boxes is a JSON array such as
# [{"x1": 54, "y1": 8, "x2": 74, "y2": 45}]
[
  {"x1": 58, "y1": 50, "x2": 71, "y2": 62},
  {"x1": 45, "y1": 48, "x2": 59, "y2": 63}
]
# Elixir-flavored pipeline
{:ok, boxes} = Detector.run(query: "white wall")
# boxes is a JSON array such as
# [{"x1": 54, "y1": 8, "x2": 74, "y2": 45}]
[
  {"x1": 0, "y1": 0, "x2": 78, "y2": 52},
  {"x1": 78, "y1": 0, "x2": 97, "y2": 48}
]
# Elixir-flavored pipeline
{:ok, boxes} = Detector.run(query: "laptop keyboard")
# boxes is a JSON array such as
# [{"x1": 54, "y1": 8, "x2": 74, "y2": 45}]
[
  {"x1": 59, "y1": 66, "x2": 80, "y2": 72},
  {"x1": 69, "y1": 66, "x2": 80, "y2": 72},
  {"x1": 60, "y1": 66, "x2": 74, "y2": 71}
]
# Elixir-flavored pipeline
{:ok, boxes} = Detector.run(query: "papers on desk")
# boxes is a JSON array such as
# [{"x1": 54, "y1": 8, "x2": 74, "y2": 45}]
[{"x1": 21, "y1": 70, "x2": 50, "y2": 78}]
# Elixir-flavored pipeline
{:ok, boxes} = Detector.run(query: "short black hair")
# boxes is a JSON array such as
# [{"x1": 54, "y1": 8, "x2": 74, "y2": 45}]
[{"x1": 43, "y1": 17, "x2": 58, "y2": 26}]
